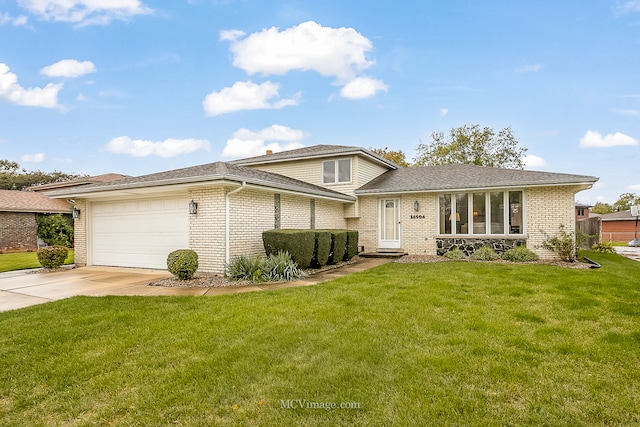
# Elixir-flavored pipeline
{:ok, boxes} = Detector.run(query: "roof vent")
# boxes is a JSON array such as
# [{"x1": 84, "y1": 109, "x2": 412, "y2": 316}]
[{"x1": 266, "y1": 150, "x2": 273, "y2": 155}]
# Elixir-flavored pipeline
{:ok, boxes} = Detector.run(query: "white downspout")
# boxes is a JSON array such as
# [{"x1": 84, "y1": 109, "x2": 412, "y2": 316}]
[{"x1": 225, "y1": 182, "x2": 246, "y2": 270}]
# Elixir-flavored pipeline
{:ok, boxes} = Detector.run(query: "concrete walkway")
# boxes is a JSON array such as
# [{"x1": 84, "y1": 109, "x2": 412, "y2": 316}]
[{"x1": 0, "y1": 258, "x2": 392, "y2": 313}]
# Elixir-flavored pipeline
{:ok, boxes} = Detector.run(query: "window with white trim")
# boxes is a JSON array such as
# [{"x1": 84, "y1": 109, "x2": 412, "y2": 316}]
[
  {"x1": 322, "y1": 159, "x2": 352, "y2": 184},
  {"x1": 438, "y1": 190, "x2": 524, "y2": 235}
]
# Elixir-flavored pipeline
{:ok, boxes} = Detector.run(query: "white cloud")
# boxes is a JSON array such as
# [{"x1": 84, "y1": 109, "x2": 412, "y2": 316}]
[
  {"x1": 0, "y1": 63, "x2": 61, "y2": 108},
  {"x1": 340, "y1": 76, "x2": 388, "y2": 100},
  {"x1": 613, "y1": 109, "x2": 640, "y2": 117},
  {"x1": 615, "y1": 0, "x2": 640, "y2": 14},
  {"x1": 18, "y1": 0, "x2": 152, "y2": 26},
  {"x1": 524, "y1": 154, "x2": 547, "y2": 169},
  {"x1": 225, "y1": 21, "x2": 374, "y2": 79},
  {"x1": 0, "y1": 12, "x2": 28, "y2": 26},
  {"x1": 221, "y1": 125, "x2": 306, "y2": 158},
  {"x1": 516, "y1": 64, "x2": 542, "y2": 73},
  {"x1": 105, "y1": 136, "x2": 211, "y2": 158},
  {"x1": 440, "y1": 108, "x2": 449, "y2": 117},
  {"x1": 203, "y1": 80, "x2": 298, "y2": 116},
  {"x1": 219, "y1": 29, "x2": 245, "y2": 41},
  {"x1": 20, "y1": 152, "x2": 45, "y2": 162},
  {"x1": 579, "y1": 130, "x2": 639, "y2": 148},
  {"x1": 41, "y1": 59, "x2": 96, "y2": 78}
]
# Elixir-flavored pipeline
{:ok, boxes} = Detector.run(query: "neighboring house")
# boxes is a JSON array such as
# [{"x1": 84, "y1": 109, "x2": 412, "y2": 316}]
[
  {"x1": 28, "y1": 173, "x2": 129, "y2": 193},
  {"x1": 599, "y1": 210, "x2": 639, "y2": 242},
  {"x1": 48, "y1": 145, "x2": 598, "y2": 273},
  {"x1": 0, "y1": 190, "x2": 72, "y2": 251},
  {"x1": 0, "y1": 174, "x2": 129, "y2": 252},
  {"x1": 575, "y1": 203, "x2": 591, "y2": 222}
]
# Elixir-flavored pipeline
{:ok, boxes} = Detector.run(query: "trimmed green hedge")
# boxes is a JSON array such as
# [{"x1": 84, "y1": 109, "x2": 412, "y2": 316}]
[
  {"x1": 262, "y1": 228, "x2": 359, "y2": 269},
  {"x1": 263, "y1": 229, "x2": 315, "y2": 269},
  {"x1": 312, "y1": 230, "x2": 332, "y2": 267},
  {"x1": 345, "y1": 230, "x2": 359, "y2": 261},
  {"x1": 327, "y1": 230, "x2": 347, "y2": 265}
]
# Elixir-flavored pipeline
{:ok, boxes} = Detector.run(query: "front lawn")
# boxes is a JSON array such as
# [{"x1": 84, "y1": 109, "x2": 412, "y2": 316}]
[
  {"x1": 0, "y1": 250, "x2": 74, "y2": 273},
  {"x1": 0, "y1": 252, "x2": 638, "y2": 425}
]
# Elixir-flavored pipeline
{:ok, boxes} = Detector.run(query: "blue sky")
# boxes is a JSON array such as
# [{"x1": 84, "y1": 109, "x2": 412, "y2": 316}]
[{"x1": 1, "y1": 0, "x2": 639, "y2": 204}]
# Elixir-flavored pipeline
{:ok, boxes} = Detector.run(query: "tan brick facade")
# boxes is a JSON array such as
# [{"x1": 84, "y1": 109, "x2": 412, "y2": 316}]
[
  {"x1": 348, "y1": 187, "x2": 579, "y2": 260},
  {"x1": 525, "y1": 186, "x2": 577, "y2": 259},
  {"x1": 72, "y1": 199, "x2": 88, "y2": 266}
]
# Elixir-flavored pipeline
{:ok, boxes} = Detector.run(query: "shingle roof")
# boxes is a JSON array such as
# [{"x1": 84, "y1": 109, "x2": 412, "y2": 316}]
[
  {"x1": 28, "y1": 173, "x2": 129, "y2": 192},
  {"x1": 47, "y1": 162, "x2": 356, "y2": 202},
  {"x1": 230, "y1": 144, "x2": 398, "y2": 169},
  {"x1": 356, "y1": 164, "x2": 598, "y2": 194},
  {"x1": 599, "y1": 210, "x2": 637, "y2": 221},
  {"x1": 0, "y1": 190, "x2": 72, "y2": 213}
]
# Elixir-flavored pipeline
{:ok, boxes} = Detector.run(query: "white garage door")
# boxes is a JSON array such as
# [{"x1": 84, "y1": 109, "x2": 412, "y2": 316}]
[{"x1": 91, "y1": 197, "x2": 189, "y2": 269}]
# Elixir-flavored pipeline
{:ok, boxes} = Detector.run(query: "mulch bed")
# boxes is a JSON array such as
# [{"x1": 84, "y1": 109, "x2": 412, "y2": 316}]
[
  {"x1": 148, "y1": 256, "x2": 363, "y2": 288},
  {"x1": 395, "y1": 254, "x2": 592, "y2": 269}
]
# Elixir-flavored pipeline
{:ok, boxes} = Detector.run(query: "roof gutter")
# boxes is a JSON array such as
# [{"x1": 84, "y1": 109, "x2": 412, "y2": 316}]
[{"x1": 226, "y1": 182, "x2": 246, "y2": 269}]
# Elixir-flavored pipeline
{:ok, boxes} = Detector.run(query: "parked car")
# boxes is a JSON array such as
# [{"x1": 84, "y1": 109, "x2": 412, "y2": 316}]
[{"x1": 628, "y1": 239, "x2": 640, "y2": 247}]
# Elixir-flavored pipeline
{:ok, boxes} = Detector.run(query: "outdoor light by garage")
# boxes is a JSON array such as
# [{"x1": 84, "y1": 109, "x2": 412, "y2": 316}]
[
  {"x1": 189, "y1": 200, "x2": 198, "y2": 215},
  {"x1": 72, "y1": 207, "x2": 81, "y2": 219},
  {"x1": 414, "y1": 201, "x2": 419, "y2": 212}
]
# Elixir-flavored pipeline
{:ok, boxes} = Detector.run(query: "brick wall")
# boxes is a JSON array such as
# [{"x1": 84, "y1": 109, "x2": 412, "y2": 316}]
[
  {"x1": 348, "y1": 187, "x2": 579, "y2": 260},
  {"x1": 188, "y1": 187, "x2": 226, "y2": 273},
  {"x1": 73, "y1": 200, "x2": 88, "y2": 266},
  {"x1": 0, "y1": 212, "x2": 38, "y2": 251},
  {"x1": 526, "y1": 186, "x2": 577, "y2": 259}
]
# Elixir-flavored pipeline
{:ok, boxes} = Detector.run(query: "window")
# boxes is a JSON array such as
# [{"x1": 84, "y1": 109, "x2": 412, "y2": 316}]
[
  {"x1": 438, "y1": 190, "x2": 524, "y2": 235},
  {"x1": 322, "y1": 159, "x2": 351, "y2": 184}
]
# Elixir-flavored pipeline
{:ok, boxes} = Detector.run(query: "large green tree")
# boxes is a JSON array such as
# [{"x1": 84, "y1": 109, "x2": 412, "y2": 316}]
[
  {"x1": 414, "y1": 124, "x2": 527, "y2": 169},
  {"x1": 0, "y1": 160, "x2": 84, "y2": 190},
  {"x1": 613, "y1": 192, "x2": 640, "y2": 212}
]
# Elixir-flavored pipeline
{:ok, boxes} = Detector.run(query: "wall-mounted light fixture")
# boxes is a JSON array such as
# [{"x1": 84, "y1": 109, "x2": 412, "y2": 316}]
[
  {"x1": 414, "y1": 201, "x2": 420, "y2": 212},
  {"x1": 189, "y1": 200, "x2": 198, "y2": 215},
  {"x1": 72, "y1": 207, "x2": 81, "y2": 219}
]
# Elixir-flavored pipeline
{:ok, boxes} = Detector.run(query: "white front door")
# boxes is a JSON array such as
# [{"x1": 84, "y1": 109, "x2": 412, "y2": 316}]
[{"x1": 378, "y1": 198, "x2": 401, "y2": 249}]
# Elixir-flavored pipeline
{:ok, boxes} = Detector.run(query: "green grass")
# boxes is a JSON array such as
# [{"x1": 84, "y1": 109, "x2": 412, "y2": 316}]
[
  {"x1": 1, "y1": 252, "x2": 639, "y2": 425},
  {"x1": 0, "y1": 250, "x2": 74, "y2": 273}
]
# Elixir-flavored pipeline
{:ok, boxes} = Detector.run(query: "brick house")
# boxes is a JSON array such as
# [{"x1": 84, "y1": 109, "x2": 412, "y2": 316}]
[
  {"x1": 599, "y1": 210, "x2": 639, "y2": 243},
  {"x1": 0, "y1": 190, "x2": 72, "y2": 252},
  {"x1": 48, "y1": 145, "x2": 598, "y2": 273}
]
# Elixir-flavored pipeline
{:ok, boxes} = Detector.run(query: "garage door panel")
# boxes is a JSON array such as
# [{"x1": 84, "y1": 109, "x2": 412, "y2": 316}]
[{"x1": 91, "y1": 197, "x2": 189, "y2": 269}]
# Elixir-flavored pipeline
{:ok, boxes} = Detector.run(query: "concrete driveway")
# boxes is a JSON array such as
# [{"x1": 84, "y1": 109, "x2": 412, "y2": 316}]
[
  {"x1": 0, "y1": 266, "x2": 186, "y2": 312},
  {"x1": 614, "y1": 246, "x2": 640, "y2": 262},
  {"x1": 0, "y1": 258, "x2": 393, "y2": 313}
]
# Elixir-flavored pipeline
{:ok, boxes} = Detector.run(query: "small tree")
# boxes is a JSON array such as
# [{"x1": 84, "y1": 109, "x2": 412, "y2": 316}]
[
  {"x1": 541, "y1": 225, "x2": 576, "y2": 262},
  {"x1": 37, "y1": 214, "x2": 74, "y2": 247}
]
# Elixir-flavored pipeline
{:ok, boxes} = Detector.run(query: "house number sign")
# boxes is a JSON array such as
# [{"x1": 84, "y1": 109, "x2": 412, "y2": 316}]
[{"x1": 410, "y1": 214, "x2": 426, "y2": 219}]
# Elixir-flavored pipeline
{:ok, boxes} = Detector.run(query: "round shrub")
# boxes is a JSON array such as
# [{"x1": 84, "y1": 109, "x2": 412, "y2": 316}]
[
  {"x1": 470, "y1": 245, "x2": 500, "y2": 261},
  {"x1": 37, "y1": 246, "x2": 69, "y2": 269},
  {"x1": 167, "y1": 249, "x2": 199, "y2": 280},
  {"x1": 592, "y1": 242, "x2": 616, "y2": 254},
  {"x1": 502, "y1": 245, "x2": 539, "y2": 262},
  {"x1": 443, "y1": 248, "x2": 466, "y2": 260}
]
